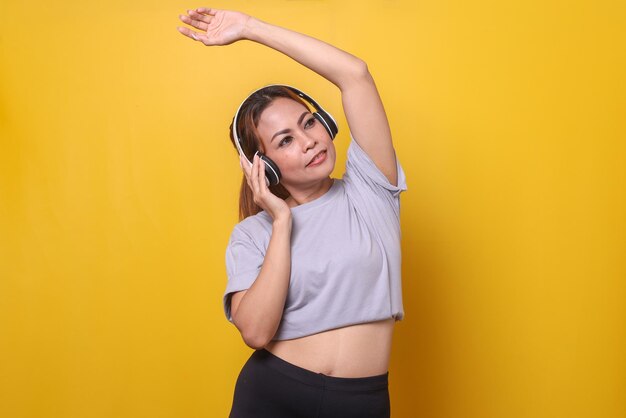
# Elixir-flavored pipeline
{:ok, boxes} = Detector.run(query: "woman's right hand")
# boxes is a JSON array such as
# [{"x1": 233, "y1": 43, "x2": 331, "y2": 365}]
[
  {"x1": 241, "y1": 154, "x2": 291, "y2": 222},
  {"x1": 177, "y1": 7, "x2": 252, "y2": 46}
]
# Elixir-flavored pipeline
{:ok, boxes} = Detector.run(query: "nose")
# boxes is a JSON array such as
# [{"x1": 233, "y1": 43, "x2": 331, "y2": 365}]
[{"x1": 301, "y1": 132, "x2": 317, "y2": 152}]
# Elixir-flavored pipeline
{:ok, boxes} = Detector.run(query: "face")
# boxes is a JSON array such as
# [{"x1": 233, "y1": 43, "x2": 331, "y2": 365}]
[{"x1": 256, "y1": 97, "x2": 336, "y2": 189}]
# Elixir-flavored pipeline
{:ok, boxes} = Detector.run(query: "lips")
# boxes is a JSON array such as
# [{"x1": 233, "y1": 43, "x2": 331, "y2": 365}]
[{"x1": 306, "y1": 150, "x2": 327, "y2": 167}]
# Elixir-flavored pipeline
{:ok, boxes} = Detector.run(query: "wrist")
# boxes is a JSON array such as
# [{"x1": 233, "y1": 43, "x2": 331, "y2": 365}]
[
  {"x1": 272, "y1": 213, "x2": 292, "y2": 230},
  {"x1": 242, "y1": 16, "x2": 263, "y2": 41}
]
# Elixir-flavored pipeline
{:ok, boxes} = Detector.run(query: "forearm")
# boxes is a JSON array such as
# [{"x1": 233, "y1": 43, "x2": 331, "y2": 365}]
[
  {"x1": 241, "y1": 17, "x2": 397, "y2": 184},
  {"x1": 243, "y1": 17, "x2": 369, "y2": 90},
  {"x1": 233, "y1": 217, "x2": 292, "y2": 348}
]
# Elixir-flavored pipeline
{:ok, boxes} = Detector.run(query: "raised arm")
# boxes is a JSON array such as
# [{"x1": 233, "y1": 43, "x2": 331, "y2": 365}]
[{"x1": 178, "y1": 8, "x2": 398, "y2": 185}]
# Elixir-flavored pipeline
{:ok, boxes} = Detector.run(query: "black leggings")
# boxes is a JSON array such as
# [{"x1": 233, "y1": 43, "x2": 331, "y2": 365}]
[{"x1": 228, "y1": 349, "x2": 390, "y2": 418}]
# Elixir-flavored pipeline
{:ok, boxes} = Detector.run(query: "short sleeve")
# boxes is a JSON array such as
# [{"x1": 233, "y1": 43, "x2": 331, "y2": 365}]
[
  {"x1": 343, "y1": 136, "x2": 407, "y2": 213},
  {"x1": 223, "y1": 225, "x2": 266, "y2": 322}
]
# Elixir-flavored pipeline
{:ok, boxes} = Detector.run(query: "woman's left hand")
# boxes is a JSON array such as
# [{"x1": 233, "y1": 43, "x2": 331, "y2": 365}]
[{"x1": 177, "y1": 8, "x2": 251, "y2": 46}]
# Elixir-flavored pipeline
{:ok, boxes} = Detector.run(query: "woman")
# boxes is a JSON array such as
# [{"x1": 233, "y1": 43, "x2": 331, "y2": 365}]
[{"x1": 178, "y1": 7, "x2": 407, "y2": 418}]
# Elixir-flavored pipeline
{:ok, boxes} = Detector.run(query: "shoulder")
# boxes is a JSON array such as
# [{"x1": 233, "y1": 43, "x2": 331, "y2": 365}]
[
  {"x1": 343, "y1": 135, "x2": 407, "y2": 197},
  {"x1": 229, "y1": 211, "x2": 273, "y2": 243}
]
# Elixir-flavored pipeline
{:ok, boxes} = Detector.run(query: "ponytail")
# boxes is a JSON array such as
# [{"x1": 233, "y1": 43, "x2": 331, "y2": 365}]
[{"x1": 237, "y1": 176, "x2": 290, "y2": 221}]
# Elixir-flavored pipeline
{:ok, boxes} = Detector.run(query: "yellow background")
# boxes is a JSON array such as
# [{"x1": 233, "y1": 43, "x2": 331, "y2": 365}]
[{"x1": 1, "y1": 1, "x2": 624, "y2": 417}]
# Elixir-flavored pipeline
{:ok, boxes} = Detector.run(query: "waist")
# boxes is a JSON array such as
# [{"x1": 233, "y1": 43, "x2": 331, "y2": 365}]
[
  {"x1": 264, "y1": 318, "x2": 395, "y2": 378},
  {"x1": 251, "y1": 348, "x2": 389, "y2": 391}
]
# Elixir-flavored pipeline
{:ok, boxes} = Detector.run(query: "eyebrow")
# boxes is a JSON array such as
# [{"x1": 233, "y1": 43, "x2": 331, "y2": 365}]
[{"x1": 271, "y1": 111, "x2": 310, "y2": 142}]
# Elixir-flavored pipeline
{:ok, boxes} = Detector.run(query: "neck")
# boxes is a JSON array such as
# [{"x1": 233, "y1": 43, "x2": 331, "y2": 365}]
[{"x1": 284, "y1": 177, "x2": 334, "y2": 208}]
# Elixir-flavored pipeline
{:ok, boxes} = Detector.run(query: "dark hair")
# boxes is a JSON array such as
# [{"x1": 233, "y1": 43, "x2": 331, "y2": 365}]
[{"x1": 229, "y1": 86, "x2": 309, "y2": 220}]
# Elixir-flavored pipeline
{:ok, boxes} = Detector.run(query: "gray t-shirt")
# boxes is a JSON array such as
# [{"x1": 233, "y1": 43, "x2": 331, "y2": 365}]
[{"x1": 224, "y1": 137, "x2": 407, "y2": 340}]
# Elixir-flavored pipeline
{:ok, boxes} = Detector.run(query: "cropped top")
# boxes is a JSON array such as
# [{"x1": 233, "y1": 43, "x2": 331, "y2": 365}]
[{"x1": 223, "y1": 137, "x2": 407, "y2": 340}]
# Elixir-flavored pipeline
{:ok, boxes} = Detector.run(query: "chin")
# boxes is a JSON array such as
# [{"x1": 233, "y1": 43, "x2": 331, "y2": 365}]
[
  {"x1": 283, "y1": 172, "x2": 333, "y2": 189},
  {"x1": 313, "y1": 161, "x2": 335, "y2": 180}
]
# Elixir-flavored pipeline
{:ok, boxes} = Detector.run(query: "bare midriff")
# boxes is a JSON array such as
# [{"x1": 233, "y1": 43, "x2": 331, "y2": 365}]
[{"x1": 264, "y1": 318, "x2": 395, "y2": 378}]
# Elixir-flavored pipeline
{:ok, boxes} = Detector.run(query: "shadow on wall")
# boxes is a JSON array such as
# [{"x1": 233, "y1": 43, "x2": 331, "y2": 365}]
[{"x1": 391, "y1": 211, "x2": 456, "y2": 416}]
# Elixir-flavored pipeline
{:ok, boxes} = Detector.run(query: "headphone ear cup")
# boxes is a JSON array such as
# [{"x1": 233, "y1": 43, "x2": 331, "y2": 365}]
[
  {"x1": 313, "y1": 111, "x2": 339, "y2": 140},
  {"x1": 258, "y1": 154, "x2": 282, "y2": 186}
]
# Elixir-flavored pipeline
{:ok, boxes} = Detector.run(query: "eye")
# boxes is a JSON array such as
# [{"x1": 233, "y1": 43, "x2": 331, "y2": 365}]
[
  {"x1": 304, "y1": 117, "x2": 316, "y2": 129},
  {"x1": 278, "y1": 136, "x2": 293, "y2": 148}
]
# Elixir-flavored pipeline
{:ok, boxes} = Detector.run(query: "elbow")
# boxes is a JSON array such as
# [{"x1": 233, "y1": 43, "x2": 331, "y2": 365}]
[
  {"x1": 232, "y1": 305, "x2": 277, "y2": 349},
  {"x1": 353, "y1": 58, "x2": 370, "y2": 79},
  {"x1": 339, "y1": 59, "x2": 374, "y2": 89},
  {"x1": 234, "y1": 316, "x2": 274, "y2": 349},
  {"x1": 241, "y1": 330, "x2": 272, "y2": 350}
]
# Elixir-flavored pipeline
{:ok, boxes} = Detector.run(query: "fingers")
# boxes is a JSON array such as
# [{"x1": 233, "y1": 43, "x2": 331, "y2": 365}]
[
  {"x1": 178, "y1": 15, "x2": 208, "y2": 32},
  {"x1": 176, "y1": 26, "x2": 200, "y2": 41},
  {"x1": 182, "y1": 8, "x2": 214, "y2": 26},
  {"x1": 253, "y1": 153, "x2": 269, "y2": 192},
  {"x1": 240, "y1": 155, "x2": 253, "y2": 188},
  {"x1": 252, "y1": 154, "x2": 265, "y2": 195},
  {"x1": 176, "y1": 25, "x2": 208, "y2": 43},
  {"x1": 177, "y1": 8, "x2": 216, "y2": 42},
  {"x1": 241, "y1": 154, "x2": 285, "y2": 215},
  {"x1": 241, "y1": 154, "x2": 270, "y2": 206},
  {"x1": 196, "y1": 7, "x2": 218, "y2": 16},
  {"x1": 188, "y1": 9, "x2": 212, "y2": 27},
  {"x1": 178, "y1": 10, "x2": 210, "y2": 31}
]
